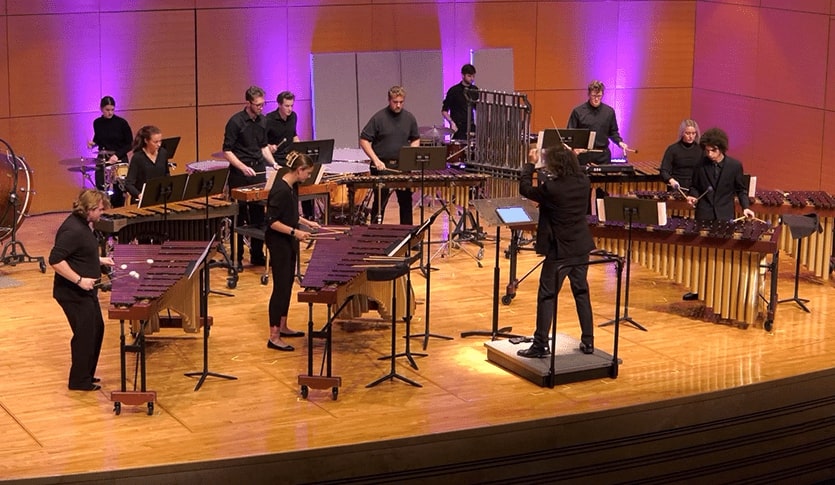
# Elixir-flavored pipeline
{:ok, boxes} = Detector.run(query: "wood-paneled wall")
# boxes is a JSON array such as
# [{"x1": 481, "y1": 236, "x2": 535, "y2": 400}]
[{"x1": 0, "y1": 1, "x2": 832, "y2": 214}]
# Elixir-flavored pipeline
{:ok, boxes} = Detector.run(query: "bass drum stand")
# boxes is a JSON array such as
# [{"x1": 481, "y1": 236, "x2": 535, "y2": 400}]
[{"x1": 0, "y1": 138, "x2": 45, "y2": 272}]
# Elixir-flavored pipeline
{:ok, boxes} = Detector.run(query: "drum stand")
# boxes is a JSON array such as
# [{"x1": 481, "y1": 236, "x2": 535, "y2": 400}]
[{"x1": 0, "y1": 139, "x2": 45, "y2": 272}]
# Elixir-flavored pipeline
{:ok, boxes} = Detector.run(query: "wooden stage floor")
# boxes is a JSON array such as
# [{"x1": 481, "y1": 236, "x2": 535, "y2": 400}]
[{"x1": 0, "y1": 211, "x2": 833, "y2": 483}]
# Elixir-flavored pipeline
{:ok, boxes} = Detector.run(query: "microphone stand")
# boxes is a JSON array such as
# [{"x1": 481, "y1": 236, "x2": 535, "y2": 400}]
[{"x1": 0, "y1": 138, "x2": 45, "y2": 272}]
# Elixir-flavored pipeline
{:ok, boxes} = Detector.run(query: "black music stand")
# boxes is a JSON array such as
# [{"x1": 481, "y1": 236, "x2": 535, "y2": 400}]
[
  {"x1": 778, "y1": 213, "x2": 820, "y2": 313},
  {"x1": 183, "y1": 168, "x2": 236, "y2": 295},
  {"x1": 137, "y1": 173, "x2": 187, "y2": 243},
  {"x1": 406, "y1": 206, "x2": 453, "y2": 349},
  {"x1": 0, "y1": 138, "x2": 45, "y2": 272},
  {"x1": 597, "y1": 196, "x2": 667, "y2": 332},
  {"x1": 461, "y1": 198, "x2": 529, "y2": 340},
  {"x1": 184, "y1": 235, "x2": 238, "y2": 391},
  {"x1": 288, "y1": 139, "x2": 335, "y2": 165}
]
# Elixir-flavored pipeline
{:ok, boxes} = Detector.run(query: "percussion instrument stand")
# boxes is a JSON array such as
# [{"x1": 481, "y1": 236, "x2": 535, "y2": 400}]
[
  {"x1": 0, "y1": 139, "x2": 45, "y2": 272},
  {"x1": 599, "y1": 208, "x2": 647, "y2": 331},
  {"x1": 185, "y1": 236, "x2": 237, "y2": 391}
]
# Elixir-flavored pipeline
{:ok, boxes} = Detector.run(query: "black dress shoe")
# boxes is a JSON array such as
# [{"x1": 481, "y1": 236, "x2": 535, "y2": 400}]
[
  {"x1": 69, "y1": 383, "x2": 101, "y2": 391},
  {"x1": 280, "y1": 330, "x2": 305, "y2": 338},
  {"x1": 91, "y1": 377, "x2": 101, "y2": 383},
  {"x1": 250, "y1": 257, "x2": 267, "y2": 266},
  {"x1": 267, "y1": 340, "x2": 294, "y2": 351},
  {"x1": 579, "y1": 342, "x2": 594, "y2": 354},
  {"x1": 517, "y1": 346, "x2": 549, "y2": 358},
  {"x1": 682, "y1": 292, "x2": 699, "y2": 301}
]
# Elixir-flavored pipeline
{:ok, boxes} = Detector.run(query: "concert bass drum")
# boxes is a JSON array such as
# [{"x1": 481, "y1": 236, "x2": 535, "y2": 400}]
[{"x1": 0, "y1": 152, "x2": 33, "y2": 241}]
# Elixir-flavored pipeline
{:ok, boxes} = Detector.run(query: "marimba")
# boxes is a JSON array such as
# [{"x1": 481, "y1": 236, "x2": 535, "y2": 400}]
[
  {"x1": 95, "y1": 195, "x2": 237, "y2": 243},
  {"x1": 107, "y1": 241, "x2": 212, "y2": 415},
  {"x1": 590, "y1": 216, "x2": 780, "y2": 329},
  {"x1": 296, "y1": 224, "x2": 418, "y2": 399},
  {"x1": 339, "y1": 169, "x2": 490, "y2": 224},
  {"x1": 229, "y1": 180, "x2": 333, "y2": 222},
  {"x1": 633, "y1": 189, "x2": 835, "y2": 279}
]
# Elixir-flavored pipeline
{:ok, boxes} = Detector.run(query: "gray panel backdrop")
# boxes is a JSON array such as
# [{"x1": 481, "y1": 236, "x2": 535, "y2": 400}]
[{"x1": 312, "y1": 50, "x2": 443, "y2": 150}]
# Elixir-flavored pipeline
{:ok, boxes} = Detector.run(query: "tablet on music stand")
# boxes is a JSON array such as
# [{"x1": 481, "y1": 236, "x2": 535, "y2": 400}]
[
  {"x1": 597, "y1": 196, "x2": 667, "y2": 226},
  {"x1": 396, "y1": 146, "x2": 447, "y2": 172},
  {"x1": 182, "y1": 168, "x2": 229, "y2": 201},
  {"x1": 287, "y1": 139, "x2": 335, "y2": 164},
  {"x1": 138, "y1": 173, "x2": 189, "y2": 208},
  {"x1": 161, "y1": 137, "x2": 181, "y2": 160},
  {"x1": 496, "y1": 206, "x2": 533, "y2": 225}
]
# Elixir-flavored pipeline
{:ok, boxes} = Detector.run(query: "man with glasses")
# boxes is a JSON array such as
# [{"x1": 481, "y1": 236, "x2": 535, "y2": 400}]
[
  {"x1": 223, "y1": 85, "x2": 279, "y2": 267},
  {"x1": 567, "y1": 80, "x2": 630, "y2": 165}
]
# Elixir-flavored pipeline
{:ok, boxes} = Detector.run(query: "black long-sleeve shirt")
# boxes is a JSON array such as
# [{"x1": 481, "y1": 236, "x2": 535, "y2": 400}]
[
  {"x1": 92, "y1": 115, "x2": 133, "y2": 161},
  {"x1": 125, "y1": 148, "x2": 170, "y2": 199}
]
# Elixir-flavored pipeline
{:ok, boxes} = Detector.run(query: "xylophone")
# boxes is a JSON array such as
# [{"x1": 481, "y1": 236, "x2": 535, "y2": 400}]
[
  {"x1": 590, "y1": 216, "x2": 780, "y2": 329},
  {"x1": 296, "y1": 224, "x2": 419, "y2": 398},
  {"x1": 339, "y1": 168, "x2": 490, "y2": 223},
  {"x1": 632, "y1": 189, "x2": 835, "y2": 279},
  {"x1": 95, "y1": 195, "x2": 237, "y2": 243},
  {"x1": 107, "y1": 241, "x2": 212, "y2": 415}
]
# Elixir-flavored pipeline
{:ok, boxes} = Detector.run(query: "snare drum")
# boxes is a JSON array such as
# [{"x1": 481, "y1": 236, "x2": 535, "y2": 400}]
[
  {"x1": 105, "y1": 162, "x2": 129, "y2": 186},
  {"x1": 186, "y1": 159, "x2": 230, "y2": 173}
]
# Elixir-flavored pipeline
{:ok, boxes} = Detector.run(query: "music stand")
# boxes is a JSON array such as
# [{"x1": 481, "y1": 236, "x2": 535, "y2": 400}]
[
  {"x1": 397, "y1": 145, "x2": 447, "y2": 267},
  {"x1": 461, "y1": 197, "x2": 531, "y2": 340},
  {"x1": 160, "y1": 136, "x2": 181, "y2": 161},
  {"x1": 287, "y1": 139, "x2": 335, "y2": 165},
  {"x1": 183, "y1": 168, "x2": 234, "y2": 297},
  {"x1": 778, "y1": 213, "x2": 820, "y2": 312},
  {"x1": 184, "y1": 235, "x2": 237, "y2": 391},
  {"x1": 138, "y1": 173, "x2": 188, "y2": 208},
  {"x1": 398, "y1": 146, "x2": 452, "y2": 345},
  {"x1": 538, "y1": 128, "x2": 593, "y2": 150},
  {"x1": 597, "y1": 196, "x2": 667, "y2": 331}
]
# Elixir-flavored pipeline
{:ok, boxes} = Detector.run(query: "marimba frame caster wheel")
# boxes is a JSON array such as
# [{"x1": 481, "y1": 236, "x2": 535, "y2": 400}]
[
  {"x1": 114, "y1": 402, "x2": 121, "y2": 415},
  {"x1": 147, "y1": 402, "x2": 154, "y2": 415},
  {"x1": 300, "y1": 385, "x2": 309, "y2": 399},
  {"x1": 39, "y1": 261, "x2": 46, "y2": 273},
  {"x1": 764, "y1": 319, "x2": 773, "y2": 332},
  {"x1": 501, "y1": 294, "x2": 514, "y2": 305},
  {"x1": 226, "y1": 277, "x2": 237, "y2": 289},
  {"x1": 332, "y1": 387, "x2": 338, "y2": 400},
  {"x1": 260, "y1": 274, "x2": 269, "y2": 285}
]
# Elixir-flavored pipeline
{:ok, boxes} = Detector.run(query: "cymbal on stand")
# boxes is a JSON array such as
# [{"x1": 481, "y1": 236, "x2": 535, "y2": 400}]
[
  {"x1": 59, "y1": 156, "x2": 100, "y2": 166},
  {"x1": 419, "y1": 125, "x2": 455, "y2": 139},
  {"x1": 67, "y1": 165, "x2": 98, "y2": 173}
]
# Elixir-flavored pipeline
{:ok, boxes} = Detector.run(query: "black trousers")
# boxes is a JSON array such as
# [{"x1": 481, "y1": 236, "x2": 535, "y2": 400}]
[
  {"x1": 56, "y1": 292, "x2": 105, "y2": 388},
  {"x1": 534, "y1": 254, "x2": 594, "y2": 349},
  {"x1": 267, "y1": 237, "x2": 296, "y2": 326},
  {"x1": 369, "y1": 165, "x2": 413, "y2": 225}
]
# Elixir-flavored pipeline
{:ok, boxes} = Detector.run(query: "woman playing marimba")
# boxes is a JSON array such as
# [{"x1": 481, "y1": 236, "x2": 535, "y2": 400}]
[{"x1": 264, "y1": 151, "x2": 320, "y2": 351}]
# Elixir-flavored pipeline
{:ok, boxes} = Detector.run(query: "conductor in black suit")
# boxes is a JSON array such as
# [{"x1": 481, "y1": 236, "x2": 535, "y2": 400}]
[
  {"x1": 685, "y1": 127, "x2": 755, "y2": 221},
  {"x1": 517, "y1": 144, "x2": 596, "y2": 358}
]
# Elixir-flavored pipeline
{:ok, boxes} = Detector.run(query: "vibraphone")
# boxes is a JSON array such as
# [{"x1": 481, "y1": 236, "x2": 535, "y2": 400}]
[
  {"x1": 632, "y1": 189, "x2": 835, "y2": 279},
  {"x1": 339, "y1": 168, "x2": 490, "y2": 224},
  {"x1": 296, "y1": 224, "x2": 418, "y2": 399},
  {"x1": 95, "y1": 195, "x2": 237, "y2": 243},
  {"x1": 590, "y1": 216, "x2": 780, "y2": 329},
  {"x1": 107, "y1": 241, "x2": 212, "y2": 414}
]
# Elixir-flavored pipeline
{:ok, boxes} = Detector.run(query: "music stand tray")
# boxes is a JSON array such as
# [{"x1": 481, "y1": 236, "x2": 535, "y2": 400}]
[
  {"x1": 396, "y1": 146, "x2": 447, "y2": 172},
  {"x1": 139, "y1": 173, "x2": 189, "y2": 208},
  {"x1": 288, "y1": 139, "x2": 335, "y2": 165},
  {"x1": 183, "y1": 168, "x2": 229, "y2": 201}
]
